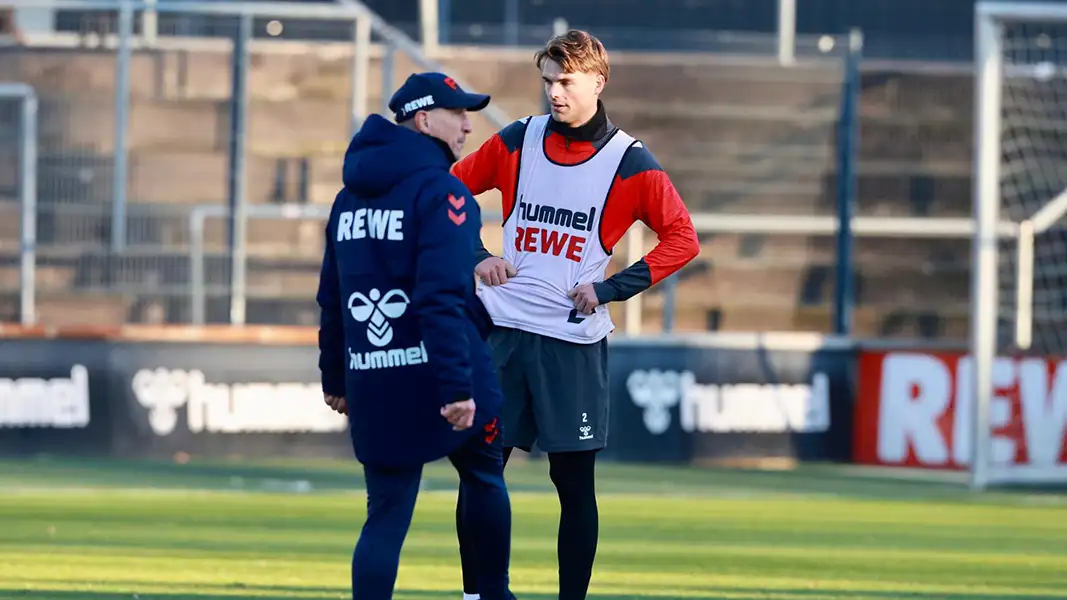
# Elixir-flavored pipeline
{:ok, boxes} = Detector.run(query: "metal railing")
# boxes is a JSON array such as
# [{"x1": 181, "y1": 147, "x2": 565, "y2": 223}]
[
  {"x1": 1, "y1": 1, "x2": 985, "y2": 339},
  {"x1": 4, "y1": 0, "x2": 512, "y2": 327},
  {"x1": 0, "y1": 83, "x2": 39, "y2": 326}
]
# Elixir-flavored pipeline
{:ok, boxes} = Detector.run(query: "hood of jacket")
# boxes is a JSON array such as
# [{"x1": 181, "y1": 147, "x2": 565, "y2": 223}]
[{"x1": 342, "y1": 114, "x2": 456, "y2": 198}]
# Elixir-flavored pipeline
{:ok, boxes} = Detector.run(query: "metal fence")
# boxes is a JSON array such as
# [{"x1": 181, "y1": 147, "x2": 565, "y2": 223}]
[{"x1": 1, "y1": 0, "x2": 511, "y2": 327}]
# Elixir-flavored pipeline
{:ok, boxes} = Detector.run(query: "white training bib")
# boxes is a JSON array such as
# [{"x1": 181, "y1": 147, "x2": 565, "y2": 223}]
[{"x1": 477, "y1": 115, "x2": 635, "y2": 344}]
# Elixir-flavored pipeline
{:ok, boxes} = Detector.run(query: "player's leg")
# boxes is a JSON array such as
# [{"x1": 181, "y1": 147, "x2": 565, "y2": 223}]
[
  {"x1": 528, "y1": 335, "x2": 609, "y2": 600},
  {"x1": 457, "y1": 326, "x2": 536, "y2": 599},
  {"x1": 547, "y1": 449, "x2": 599, "y2": 600},
  {"x1": 352, "y1": 463, "x2": 423, "y2": 600},
  {"x1": 450, "y1": 425, "x2": 517, "y2": 600},
  {"x1": 456, "y1": 445, "x2": 515, "y2": 597}
]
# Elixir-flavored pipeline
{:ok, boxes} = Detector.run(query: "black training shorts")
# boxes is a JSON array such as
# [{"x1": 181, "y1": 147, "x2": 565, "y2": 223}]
[{"x1": 486, "y1": 326, "x2": 608, "y2": 453}]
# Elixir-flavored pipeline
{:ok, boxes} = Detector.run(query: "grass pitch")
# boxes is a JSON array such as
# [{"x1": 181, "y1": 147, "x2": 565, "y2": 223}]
[{"x1": 0, "y1": 455, "x2": 1065, "y2": 599}]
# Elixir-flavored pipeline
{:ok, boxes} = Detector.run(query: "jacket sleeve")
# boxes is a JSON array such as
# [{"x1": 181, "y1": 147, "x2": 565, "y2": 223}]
[
  {"x1": 316, "y1": 211, "x2": 347, "y2": 398},
  {"x1": 412, "y1": 181, "x2": 478, "y2": 406},
  {"x1": 593, "y1": 145, "x2": 700, "y2": 304}
]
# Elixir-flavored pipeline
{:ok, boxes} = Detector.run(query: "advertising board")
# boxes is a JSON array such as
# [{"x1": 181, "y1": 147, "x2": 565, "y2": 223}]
[
  {"x1": 0, "y1": 339, "x2": 109, "y2": 455},
  {"x1": 853, "y1": 350, "x2": 1067, "y2": 472},
  {"x1": 0, "y1": 332, "x2": 349, "y2": 459},
  {"x1": 0, "y1": 329, "x2": 857, "y2": 464},
  {"x1": 605, "y1": 335, "x2": 855, "y2": 464}
]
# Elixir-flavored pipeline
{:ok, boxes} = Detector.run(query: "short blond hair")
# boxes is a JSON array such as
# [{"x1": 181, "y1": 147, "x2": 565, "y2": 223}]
[{"x1": 534, "y1": 29, "x2": 610, "y2": 82}]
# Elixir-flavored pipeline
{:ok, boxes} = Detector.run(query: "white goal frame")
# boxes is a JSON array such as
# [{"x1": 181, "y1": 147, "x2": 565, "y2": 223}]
[{"x1": 972, "y1": 1, "x2": 1067, "y2": 490}]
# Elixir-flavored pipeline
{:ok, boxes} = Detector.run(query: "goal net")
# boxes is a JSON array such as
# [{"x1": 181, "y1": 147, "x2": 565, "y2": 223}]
[{"x1": 972, "y1": 2, "x2": 1067, "y2": 489}]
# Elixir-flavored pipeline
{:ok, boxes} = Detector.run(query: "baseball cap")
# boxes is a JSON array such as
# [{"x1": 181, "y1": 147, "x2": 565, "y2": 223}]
[{"x1": 388, "y1": 72, "x2": 491, "y2": 122}]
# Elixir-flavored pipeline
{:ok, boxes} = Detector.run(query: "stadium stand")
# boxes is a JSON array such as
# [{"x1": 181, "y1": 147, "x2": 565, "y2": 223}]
[{"x1": 0, "y1": 3, "x2": 976, "y2": 338}]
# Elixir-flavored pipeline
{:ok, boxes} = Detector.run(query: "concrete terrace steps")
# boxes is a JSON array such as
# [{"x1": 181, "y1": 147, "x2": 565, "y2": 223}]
[
  {"x1": 608, "y1": 101, "x2": 839, "y2": 146},
  {"x1": 0, "y1": 44, "x2": 987, "y2": 335},
  {"x1": 37, "y1": 94, "x2": 357, "y2": 154},
  {"x1": 634, "y1": 278, "x2": 970, "y2": 338},
  {"x1": 0, "y1": 286, "x2": 971, "y2": 338},
  {"x1": 0, "y1": 291, "x2": 134, "y2": 326},
  {"x1": 0, "y1": 263, "x2": 76, "y2": 293},
  {"x1": 0, "y1": 210, "x2": 329, "y2": 261},
  {"x1": 32, "y1": 93, "x2": 850, "y2": 157},
  {"x1": 858, "y1": 115, "x2": 972, "y2": 163},
  {"x1": 645, "y1": 261, "x2": 970, "y2": 314},
  {"x1": 31, "y1": 92, "x2": 502, "y2": 178},
  {"x1": 126, "y1": 150, "x2": 343, "y2": 206},
  {"x1": 0, "y1": 248, "x2": 329, "y2": 295},
  {"x1": 0, "y1": 45, "x2": 845, "y2": 103},
  {"x1": 668, "y1": 158, "x2": 970, "y2": 216},
  {"x1": 859, "y1": 69, "x2": 973, "y2": 119},
  {"x1": 699, "y1": 233, "x2": 970, "y2": 267},
  {"x1": 605, "y1": 62, "x2": 842, "y2": 107}
]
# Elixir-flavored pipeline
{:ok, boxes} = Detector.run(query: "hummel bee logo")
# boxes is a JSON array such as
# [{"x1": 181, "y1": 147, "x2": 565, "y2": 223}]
[
  {"x1": 348, "y1": 288, "x2": 410, "y2": 348},
  {"x1": 578, "y1": 425, "x2": 593, "y2": 440}
]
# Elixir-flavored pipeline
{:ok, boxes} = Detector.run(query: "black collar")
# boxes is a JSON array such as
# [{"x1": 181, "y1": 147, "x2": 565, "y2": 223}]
[{"x1": 547, "y1": 99, "x2": 612, "y2": 142}]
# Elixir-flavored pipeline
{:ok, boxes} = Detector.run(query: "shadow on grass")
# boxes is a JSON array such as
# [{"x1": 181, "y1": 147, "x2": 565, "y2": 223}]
[
  {"x1": 4, "y1": 586, "x2": 1066, "y2": 600},
  {"x1": 3, "y1": 455, "x2": 1066, "y2": 503}
]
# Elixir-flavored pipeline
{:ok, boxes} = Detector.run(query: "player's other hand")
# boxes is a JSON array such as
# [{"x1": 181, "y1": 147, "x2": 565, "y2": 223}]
[
  {"x1": 475, "y1": 256, "x2": 517, "y2": 286},
  {"x1": 324, "y1": 393, "x2": 347, "y2": 415},
  {"x1": 441, "y1": 398, "x2": 476, "y2": 431},
  {"x1": 568, "y1": 283, "x2": 600, "y2": 314}
]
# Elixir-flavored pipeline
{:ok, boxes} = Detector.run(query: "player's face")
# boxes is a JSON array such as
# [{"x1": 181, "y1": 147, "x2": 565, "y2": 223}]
[
  {"x1": 419, "y1": 108, "x2": 473, "y2": 157},
  {"x1": 542, "y1": 59, "x2": 604, "y2": 126}
]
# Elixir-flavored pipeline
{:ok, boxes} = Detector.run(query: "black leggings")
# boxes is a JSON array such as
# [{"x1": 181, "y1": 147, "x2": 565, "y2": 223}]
[{"x1": 458, "y1": 449, "x2": 599, "y2": 600}]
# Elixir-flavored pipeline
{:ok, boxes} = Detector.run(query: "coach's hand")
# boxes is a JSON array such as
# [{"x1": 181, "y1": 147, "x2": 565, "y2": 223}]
[
  {"x1": 568, "y1": 283, "x2": 600, "y2": 314},
  {"x1": 441, "y1": 398, "x2": 476, "y2": 431},
  {"x1": 476, "y1": 256, "x2": 517, "y2": 286},
  {"x1": 324, "y1": 393, "x2": 347, "y2": 415}
]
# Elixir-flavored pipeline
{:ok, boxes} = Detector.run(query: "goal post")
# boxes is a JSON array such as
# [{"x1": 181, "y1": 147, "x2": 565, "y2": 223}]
[{"x1": 972, "y1": 2, "x2": 1067, "y2": 490}]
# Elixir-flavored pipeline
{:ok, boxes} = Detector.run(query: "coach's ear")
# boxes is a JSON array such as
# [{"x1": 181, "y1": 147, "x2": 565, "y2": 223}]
[{"x1": 595, "y1": 74, "x2": 605, "y2": 95}]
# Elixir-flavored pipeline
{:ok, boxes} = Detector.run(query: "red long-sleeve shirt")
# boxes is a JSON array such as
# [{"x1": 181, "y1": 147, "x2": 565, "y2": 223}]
[{"x1": 452, "y1": 103, "x2": 699, "y2": 303}]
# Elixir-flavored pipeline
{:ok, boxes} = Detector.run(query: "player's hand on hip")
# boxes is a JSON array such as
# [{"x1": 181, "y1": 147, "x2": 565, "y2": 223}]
[
  {"x1": 475, "y1": 256, "x2": 517, "y2": 286},
  {"x1": 568, "y1": 283, "x2": 600, "y2": 314},
  {"x1": 324, "y1": 393, "x2": 347, "y2": 415},
  {"x1": 441, "y1": 398, "x2": 476, "y2": 431}
]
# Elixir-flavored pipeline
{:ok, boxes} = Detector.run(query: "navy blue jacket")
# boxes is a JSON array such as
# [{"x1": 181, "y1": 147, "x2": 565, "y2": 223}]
[{"x1": 316, "y1": 114, "x2": 502, "y2": 469}]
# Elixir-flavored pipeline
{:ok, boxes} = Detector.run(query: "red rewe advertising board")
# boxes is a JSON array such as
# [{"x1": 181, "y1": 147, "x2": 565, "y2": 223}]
[{"x1": 854, "y1": 351, "x2": 1067, "y2": 471}]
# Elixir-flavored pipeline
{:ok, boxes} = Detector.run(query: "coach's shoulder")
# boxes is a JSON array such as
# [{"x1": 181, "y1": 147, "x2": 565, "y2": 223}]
[
  {"x1": 496, "y1": 117, "x2": 534, "y2": 153},
  {"x1": 425, "y1": 171, "x2": 475, "y2": 203},
  {"x1": 422, "y1": 173, "x2": 479, "y2": 215},
  {"x1": 617, "y1": 139, "x2": 665, "y2": 181}
]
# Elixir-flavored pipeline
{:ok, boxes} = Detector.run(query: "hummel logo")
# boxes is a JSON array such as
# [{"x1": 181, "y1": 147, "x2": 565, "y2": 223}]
[
  {"x1": 448, "y1": 194, "x2": 466, "y2": 226},
  {"x1": 626, "y1": 369, "x2": 683, "y2": 435},
  {"x1": 348, "y1": 288, "x2": 410, "y2": 347}
]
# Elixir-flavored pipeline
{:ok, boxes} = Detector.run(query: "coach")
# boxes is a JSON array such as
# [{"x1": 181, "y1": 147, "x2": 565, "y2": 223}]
[{"x1": 316, "y1": 72, "x2": 517, "y2": 600}]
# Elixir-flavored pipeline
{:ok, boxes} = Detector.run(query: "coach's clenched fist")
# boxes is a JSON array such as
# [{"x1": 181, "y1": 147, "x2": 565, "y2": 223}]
[
  {"x1": 440, "y1": 398, "x2": 476, "y2": 431},
  {"x1": 475, "y1": 256, "x2": 517, "y2": 286},
  {"x1": 324, "y1": 393, "x2": 346, "y2": 415}
]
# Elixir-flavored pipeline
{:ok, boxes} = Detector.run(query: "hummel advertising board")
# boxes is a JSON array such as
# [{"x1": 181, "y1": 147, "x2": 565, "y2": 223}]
[
  {"x1": 0, "y1": 337, "x2": 348, "y2": 459},
  {"x1": 0, "y1": 332, "x2": 855, "y2": 463},
  {"x1": 603, "y1": 336, "x2": 855, "y2": 463}
]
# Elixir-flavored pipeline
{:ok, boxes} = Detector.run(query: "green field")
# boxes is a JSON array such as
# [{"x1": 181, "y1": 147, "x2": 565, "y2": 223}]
[{"x1": 1, "y1": 455, "x2": 1065, "y2": 600}]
